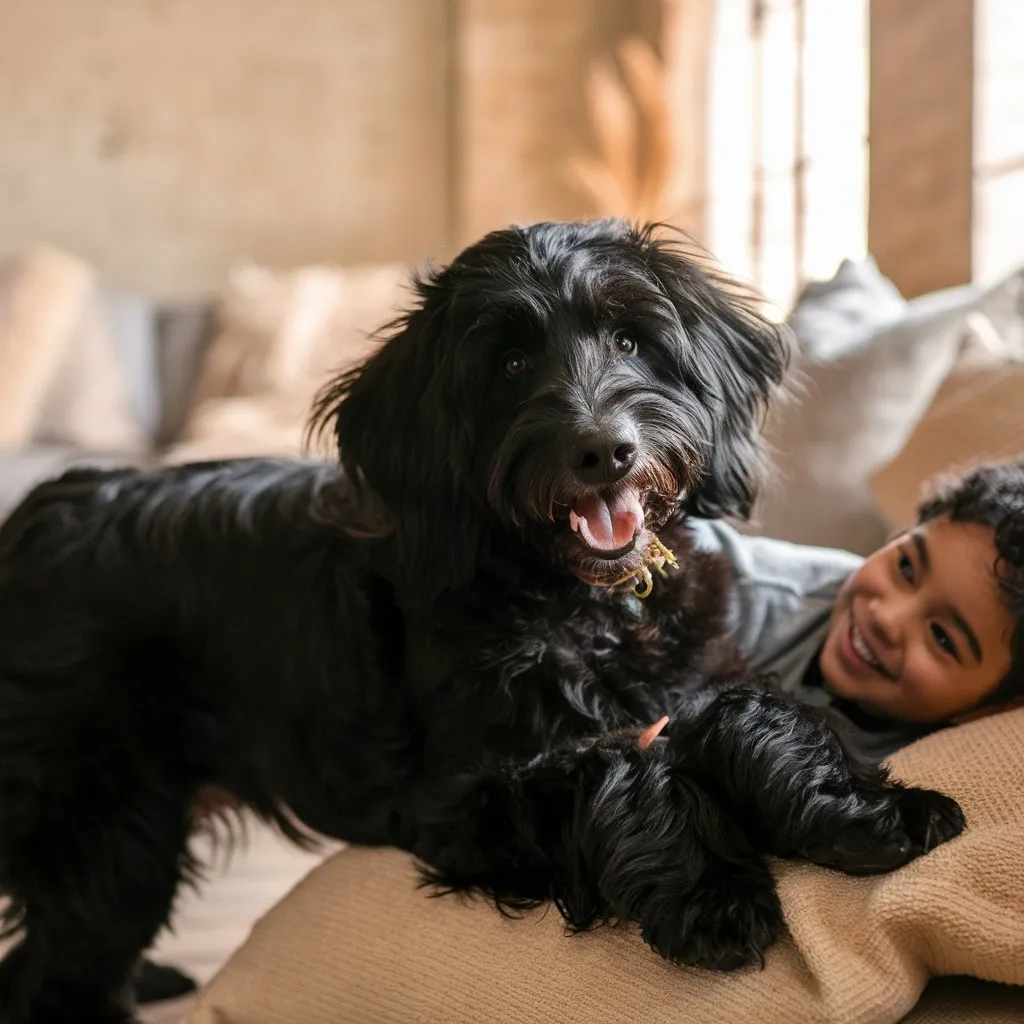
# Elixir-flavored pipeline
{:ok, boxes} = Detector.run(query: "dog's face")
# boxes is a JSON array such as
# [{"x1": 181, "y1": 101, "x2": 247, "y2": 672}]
[{"x1": 313, "y1": 220, "x2": 790, "y2": 598}]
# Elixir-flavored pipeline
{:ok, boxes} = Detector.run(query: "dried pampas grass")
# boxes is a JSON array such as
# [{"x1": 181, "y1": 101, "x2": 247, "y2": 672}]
[{"x1": 565, "y1": 37, "x2": 673, "y2": 224}]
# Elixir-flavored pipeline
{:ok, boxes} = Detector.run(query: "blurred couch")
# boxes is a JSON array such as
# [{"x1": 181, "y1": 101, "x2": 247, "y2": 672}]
[
  {"x1": 0, "y1": 247, "x2": 215, "y2": 517},
  {"x1": 3, "y1": 244, "x2": 1024, "y2": 552},
  {"x1": 0, "y1": 247, "x2": 408, "y2": 519}
]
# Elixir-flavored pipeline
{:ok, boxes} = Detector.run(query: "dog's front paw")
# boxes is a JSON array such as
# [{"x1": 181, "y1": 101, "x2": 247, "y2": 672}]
[
  {"x1": 802, "y1": 786, "x2": 965, "y2": 876},
  {"x1": 890, "y1": 785, "x2": 966, "y2": 854},
  {"x1": 637, "y1": 863, "x2": 784, "y2": 971},
  {"x1": 574, "y1": 742, "x2": 785, "y2": 970}
]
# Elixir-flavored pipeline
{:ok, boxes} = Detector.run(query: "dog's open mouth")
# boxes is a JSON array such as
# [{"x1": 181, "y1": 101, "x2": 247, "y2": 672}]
[
  {"x1": 568, "y1": 486, "x2": 645, "y2": 558},
  {"x1": 561, "y1": 485, "x2": 677, "y2": 596}
]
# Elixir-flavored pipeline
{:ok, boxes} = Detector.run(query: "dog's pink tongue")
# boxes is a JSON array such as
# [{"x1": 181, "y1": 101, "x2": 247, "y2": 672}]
[{"x1": 572, "y1": 488, "x2": 645, "y2": 551}]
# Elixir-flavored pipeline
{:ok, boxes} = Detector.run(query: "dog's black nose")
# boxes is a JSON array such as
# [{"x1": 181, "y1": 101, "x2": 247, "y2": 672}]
[{"x1": 569, "y1": 431, "x2": 638, "y2": 486}]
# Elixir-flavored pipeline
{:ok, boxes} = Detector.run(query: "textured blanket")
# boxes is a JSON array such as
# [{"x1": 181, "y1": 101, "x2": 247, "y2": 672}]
[{"x1": 187, "y1": 708, "x2": 1024, "y2": 1024}]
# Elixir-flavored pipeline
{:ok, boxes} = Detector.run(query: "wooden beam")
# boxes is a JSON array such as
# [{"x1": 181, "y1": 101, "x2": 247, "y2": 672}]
[{"x1": 868, "y1": 0, "x2": 974, "y2": 297}]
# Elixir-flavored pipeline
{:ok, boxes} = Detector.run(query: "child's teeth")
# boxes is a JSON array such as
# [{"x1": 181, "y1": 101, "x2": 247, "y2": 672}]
[
  {"x1": 852, "y1": 626, "x2": 877, "y2": 666},
  {"x1": 569, "y1": 511, "x2": 582, "y2": 534}
]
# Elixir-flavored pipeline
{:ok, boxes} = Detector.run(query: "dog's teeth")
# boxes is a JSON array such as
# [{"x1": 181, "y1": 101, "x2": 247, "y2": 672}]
[{"x1": 569, "y1": 511, "x2": 581, "y2": 534}]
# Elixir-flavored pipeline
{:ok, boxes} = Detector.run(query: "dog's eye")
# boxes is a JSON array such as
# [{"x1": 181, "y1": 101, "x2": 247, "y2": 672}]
[
  {"x1": 614, "y1": 331, "x2": 637, "y2": 356},
  {"x1": 504, "y1": 350, "x2": 529, "y2": 378}
]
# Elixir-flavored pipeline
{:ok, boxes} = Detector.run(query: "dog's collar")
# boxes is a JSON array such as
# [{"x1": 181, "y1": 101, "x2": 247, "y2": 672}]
[{"x1": 605, "y1": 534, "x2": 679, "y2": 600}]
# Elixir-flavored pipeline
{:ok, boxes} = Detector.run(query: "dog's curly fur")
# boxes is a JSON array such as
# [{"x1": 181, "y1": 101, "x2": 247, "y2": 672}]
[{"x1": 0, "y1": 220, "x2": 963, "y2": 1023}]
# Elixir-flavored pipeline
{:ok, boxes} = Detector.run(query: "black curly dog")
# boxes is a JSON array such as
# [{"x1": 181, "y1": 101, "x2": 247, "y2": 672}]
[{"x1": 0, "y1": 220, "x2": 963, "y2": 1022}]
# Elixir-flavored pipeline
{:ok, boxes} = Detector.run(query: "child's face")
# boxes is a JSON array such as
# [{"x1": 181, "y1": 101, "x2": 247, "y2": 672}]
[{"x1": 819, "y1": 516, "x2": 1014, "y2": 723}]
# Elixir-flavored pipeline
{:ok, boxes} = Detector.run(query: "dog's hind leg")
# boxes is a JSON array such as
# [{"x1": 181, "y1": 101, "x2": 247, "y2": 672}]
[
  {"x1": 674, "y1": 688, "x2": 966, "y2": 875},
  {"x1": 0, "y1": 791, "x2": 193, "y2": 1024},
  {"x1": 0, "y1": 723, "x2": 195, "y2": 1024}
]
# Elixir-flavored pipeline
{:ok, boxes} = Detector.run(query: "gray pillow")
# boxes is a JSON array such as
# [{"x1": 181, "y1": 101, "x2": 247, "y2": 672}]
[
  {"x1": 753, "y1": 259, "x2": 985, "y2": 554},
  {"x1": 786, "y1": 256, "x2": 906, "y2": 361},
  {"x1": 102, "y1": 288, "x2": 161, "y2": 445},
  {"x1": 154, "y1": 302, "x2": 217, "y2": 448}
]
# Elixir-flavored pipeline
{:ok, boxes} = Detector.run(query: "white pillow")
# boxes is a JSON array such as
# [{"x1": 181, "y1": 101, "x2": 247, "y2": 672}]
[{"x1": 752, "y1": 259, "x2": 1020, "y2": 554}]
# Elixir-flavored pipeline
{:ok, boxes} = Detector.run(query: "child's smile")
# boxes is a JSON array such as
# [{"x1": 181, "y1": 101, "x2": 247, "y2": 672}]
[{"x1": 841, "y1": 616, "x2": 897, "y2": 680}]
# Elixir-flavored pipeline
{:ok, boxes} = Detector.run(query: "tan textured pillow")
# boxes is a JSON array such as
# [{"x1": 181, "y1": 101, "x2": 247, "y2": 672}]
[
  {"x1": 0, "y1": 246, "x2": 145, "y2": 452},
  {"x1": 164, "y1": 262, "x2": 407, "y2": 464},
  {"x1": 870, "y1": 352, "x2": 1024, "y2": 530},
  {"x1": 33, "y1": 291, "x2": 148, "y2": 452},
  {"x1": 188, "y1": 709, "x2": 1024, "y2": 1024},
  {"x1": 0, "y1": 247, "x2": 93, "y2": 448}
]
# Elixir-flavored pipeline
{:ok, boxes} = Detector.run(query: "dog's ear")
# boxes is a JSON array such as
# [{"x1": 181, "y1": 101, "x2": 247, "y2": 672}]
[
  {"x1": 309, "y1": 270, "x2": 487, "y2": 601},
  {"x1": 642, "y1": 229, "x2": 793, "y2": 521}
]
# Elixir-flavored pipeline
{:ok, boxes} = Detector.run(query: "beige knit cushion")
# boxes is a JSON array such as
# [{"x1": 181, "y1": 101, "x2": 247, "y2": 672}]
[
  {"x1": 870, "y1": 352, "x2": 1024, "y2": 530},
  {"x1": 906, "y1": 978, "x2": 1024, "y2": 1023},
  {"x1": 188, "y1": 708, "x2": 1024, "y2": 1024}
]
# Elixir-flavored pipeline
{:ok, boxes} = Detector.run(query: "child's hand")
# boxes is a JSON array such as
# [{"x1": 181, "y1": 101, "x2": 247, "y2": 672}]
[{"x1": 637, "y1": 715, "x2": 670, "y2": 749}]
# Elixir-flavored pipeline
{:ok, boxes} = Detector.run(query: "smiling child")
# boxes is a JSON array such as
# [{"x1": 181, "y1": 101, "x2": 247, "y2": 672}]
[{"x1": 691, "y1": 458, "x2": 1024, "y2": 760}]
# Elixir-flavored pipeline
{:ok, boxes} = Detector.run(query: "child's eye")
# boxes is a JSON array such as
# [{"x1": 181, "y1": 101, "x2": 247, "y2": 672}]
[
  {"x1": 931, "y1": 623, "x2": 959, "y2": 660},
  {"x1": 898, "y1": 550, "x2": 914, "y2": 583}
]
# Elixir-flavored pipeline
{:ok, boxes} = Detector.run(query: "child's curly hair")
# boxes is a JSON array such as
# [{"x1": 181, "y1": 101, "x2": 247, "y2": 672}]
[{"x1": 917, "y1": 458, "x2": 1024, "y2": 703}]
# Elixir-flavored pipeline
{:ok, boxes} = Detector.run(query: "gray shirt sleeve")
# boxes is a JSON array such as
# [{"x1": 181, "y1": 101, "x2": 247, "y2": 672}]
[{"x1": 688, "y1": 518, "x2": 862, "y2": 690}]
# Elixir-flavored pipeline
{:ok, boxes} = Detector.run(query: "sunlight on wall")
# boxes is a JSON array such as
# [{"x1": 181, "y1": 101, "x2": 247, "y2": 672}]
[
  {"x1": 975, "y1": 0, "x2": 1024, "y2": 284},
  {"x1": 705, "y1": 0, "x2": 868, "y2": 312}
]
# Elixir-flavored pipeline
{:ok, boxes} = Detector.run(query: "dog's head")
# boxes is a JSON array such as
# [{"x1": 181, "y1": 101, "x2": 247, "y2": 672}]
[{"x1": 311, "y1": 220, "x2": 791, "y2": 599}]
